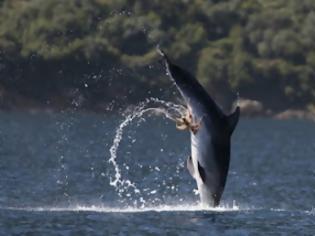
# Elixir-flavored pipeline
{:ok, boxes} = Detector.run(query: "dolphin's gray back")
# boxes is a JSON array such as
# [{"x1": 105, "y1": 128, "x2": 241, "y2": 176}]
[
  {"x1": 162, "y1": 54, "x2": 239, "y2": 135},
  {"x1": 166, "y1": 62, "x2": 226, "y2": 129},
  {"x1": 166, "y1": 60, "x2": 230, "y2": 182}
]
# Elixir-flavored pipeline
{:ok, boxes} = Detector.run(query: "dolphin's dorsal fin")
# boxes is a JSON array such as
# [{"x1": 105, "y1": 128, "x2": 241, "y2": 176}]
[{"x1": 227, "y1": 106, "x2": 240, "y2": 135}]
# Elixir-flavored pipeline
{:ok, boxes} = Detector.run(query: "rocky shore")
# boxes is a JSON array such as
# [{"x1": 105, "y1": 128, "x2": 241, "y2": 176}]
[{"x1": 237, "y1": 98, "x2": 315, "y2": 121}]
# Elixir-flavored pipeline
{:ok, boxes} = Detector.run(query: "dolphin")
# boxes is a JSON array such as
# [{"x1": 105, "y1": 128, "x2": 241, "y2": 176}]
[{"x1": 158, "y1": 48, "x2": 240, "y2": 207}]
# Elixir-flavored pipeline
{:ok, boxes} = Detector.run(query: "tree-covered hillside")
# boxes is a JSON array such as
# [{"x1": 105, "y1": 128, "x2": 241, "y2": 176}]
[{"x1": 0, "y1": 0, "x2": 315, "y2": 112}]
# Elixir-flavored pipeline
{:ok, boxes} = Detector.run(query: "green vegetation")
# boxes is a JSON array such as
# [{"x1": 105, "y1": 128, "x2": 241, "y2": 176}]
[{"x1": 0, "y1": 0, "x2": 315, "y2": 111}]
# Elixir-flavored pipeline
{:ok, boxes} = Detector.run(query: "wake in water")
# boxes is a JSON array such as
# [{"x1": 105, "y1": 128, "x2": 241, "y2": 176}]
[{"x1": 108, "y1": 98, "x2": 187, "y2": 207}]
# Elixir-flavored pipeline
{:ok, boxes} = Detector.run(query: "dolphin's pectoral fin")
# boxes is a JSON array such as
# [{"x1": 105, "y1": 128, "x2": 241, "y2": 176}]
[
  {"x1": 197, "y1": 161, "x2": 206, "y2": 183},
  {"x1": 227, "y1": 106, "x2": 240, "y2": 135},
  {"x1": 186, "y1": 155, "x2": 195, "y2": 178}
]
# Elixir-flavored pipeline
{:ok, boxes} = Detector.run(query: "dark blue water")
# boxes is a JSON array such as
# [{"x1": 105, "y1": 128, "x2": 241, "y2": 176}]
[{"x1": 0, "y1": 110, "x2": 314, "y2": 235}]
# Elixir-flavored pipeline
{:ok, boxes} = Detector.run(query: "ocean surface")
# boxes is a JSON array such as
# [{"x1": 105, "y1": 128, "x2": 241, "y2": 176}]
[{"x1": 0, "y1": 109, "x2": 314, "y2": 235}]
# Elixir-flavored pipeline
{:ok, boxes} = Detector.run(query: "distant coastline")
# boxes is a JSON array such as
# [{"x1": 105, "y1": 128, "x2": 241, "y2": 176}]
[
  {"x1": 237, "y1": 98, "x2": 315, "y2": 121},
  {"x1": 1, "y1": 0, "x2": 315, "y2": 118},
  {"x1": 1, "y1": 88, "x2": 314, "y2": 122}
]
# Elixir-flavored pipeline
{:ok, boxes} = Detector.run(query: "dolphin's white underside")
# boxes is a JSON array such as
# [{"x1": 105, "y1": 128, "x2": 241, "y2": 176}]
[{"x1": 190, "y1": 111, "x2": 218, "y2": 206}]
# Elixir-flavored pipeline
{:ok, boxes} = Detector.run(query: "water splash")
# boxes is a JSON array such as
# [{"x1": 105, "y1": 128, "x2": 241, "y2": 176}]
[
  {"x1": 1, "y1": 202, "x2": 244, "y2": 213},
  {"x1": 108, "y1": 98, "x2": 186, "y2": 205},
  {"x1": 306, "y1": 208, "x2": 315, "y2": 216}
]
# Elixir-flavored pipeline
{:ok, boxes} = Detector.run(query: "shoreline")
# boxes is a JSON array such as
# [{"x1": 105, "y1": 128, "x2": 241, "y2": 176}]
[{"x1": 1, "y1": 98, "x2": 314, "y2": 122}]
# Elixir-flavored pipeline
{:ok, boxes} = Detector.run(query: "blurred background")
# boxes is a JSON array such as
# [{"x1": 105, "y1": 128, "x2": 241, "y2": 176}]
[{"x1": 0, "y1": 0, "x2": 315, "y2": 118}]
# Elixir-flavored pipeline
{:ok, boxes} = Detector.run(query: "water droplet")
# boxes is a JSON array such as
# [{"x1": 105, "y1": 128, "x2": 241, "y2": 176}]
[{"x1": 150, "y1": 190, "x2": 157, "y2": 195}]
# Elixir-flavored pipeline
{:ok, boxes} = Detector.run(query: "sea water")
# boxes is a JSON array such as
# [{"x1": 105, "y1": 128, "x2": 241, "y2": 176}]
[{"x1": 0, "y1": 104, "x2": 314, "y2": 235}]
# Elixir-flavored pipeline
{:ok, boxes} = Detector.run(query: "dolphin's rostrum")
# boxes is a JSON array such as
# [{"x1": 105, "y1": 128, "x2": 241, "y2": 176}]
[{"x1": 158, "y1": 48, "x2": 240, "y2": 207}]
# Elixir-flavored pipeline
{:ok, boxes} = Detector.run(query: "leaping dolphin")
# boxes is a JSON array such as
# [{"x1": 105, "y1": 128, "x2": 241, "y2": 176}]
[{"x1": 158, "y1": 48, "x2": 240, "y2": 207}]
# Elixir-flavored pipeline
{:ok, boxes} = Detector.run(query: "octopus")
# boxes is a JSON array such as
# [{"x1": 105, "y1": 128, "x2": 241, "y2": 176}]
[{"x1": 175, "y1": 109, "x2": 201, "y2": 134}]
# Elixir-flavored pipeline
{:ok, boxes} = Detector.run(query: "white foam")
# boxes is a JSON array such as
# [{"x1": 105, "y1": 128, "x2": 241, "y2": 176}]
[
  {"x1": 305, "y1": 208, "x2": 315, "y2": 216},
  {"x1": 1, "y1": 203, "x2": 243, "y2": 213}
]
